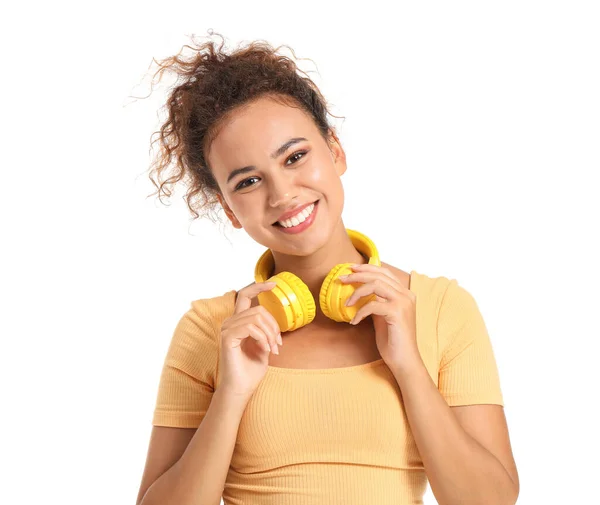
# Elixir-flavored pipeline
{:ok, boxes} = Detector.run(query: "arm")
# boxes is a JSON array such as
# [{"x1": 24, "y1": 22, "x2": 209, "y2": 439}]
[
  {"x1": 391, "y1": 361, "x2": 519, "y2": 505},
  {"x1": 138, "y1": 388, "x2": 250, "y2": 505}
]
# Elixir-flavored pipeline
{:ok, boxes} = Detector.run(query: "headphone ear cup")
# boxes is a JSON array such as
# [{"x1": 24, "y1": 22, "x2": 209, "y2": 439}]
[
  {"x1": 258, "y1": 271, "x2": 316, "y2": 332},
  {"x1": 320, "y1": 263, "x2": 376, "y2": 323},
  {"x1": 319, "y1": 263, "x2": 354, "y2": 322}
]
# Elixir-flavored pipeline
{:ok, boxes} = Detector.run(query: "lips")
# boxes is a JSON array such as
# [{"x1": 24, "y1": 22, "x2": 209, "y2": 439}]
[
  {"x1": 272, "y1": 200, "x2": 319, "y2": 226},
  {"x1": 273, "y1": 199, "x2": 319, "y2": 234}
]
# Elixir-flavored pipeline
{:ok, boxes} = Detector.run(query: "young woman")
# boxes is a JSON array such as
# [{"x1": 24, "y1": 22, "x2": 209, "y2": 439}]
[{"x1": 136, "y1": 33, "x2": 519, "y2": 505}]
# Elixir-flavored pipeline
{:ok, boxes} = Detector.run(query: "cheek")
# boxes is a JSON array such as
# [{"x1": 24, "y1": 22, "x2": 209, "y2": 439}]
[
  {"x1": 305, "y1": 158, "x2": 338, "y2": 185},
  {"x1": 313, "y1": 162, "x2": 343, "y2": 192},
  {"x1": 324, "y1": 174, "x2": 345, "y2": 211},
  {"x1": 227, "y1": 200, "x2": 255, "y2": 225}
]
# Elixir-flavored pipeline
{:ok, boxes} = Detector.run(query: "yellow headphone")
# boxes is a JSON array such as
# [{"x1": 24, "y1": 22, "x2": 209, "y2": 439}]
[{"x1": 254, "y1": 229, "x2": 381, "y2": 332}]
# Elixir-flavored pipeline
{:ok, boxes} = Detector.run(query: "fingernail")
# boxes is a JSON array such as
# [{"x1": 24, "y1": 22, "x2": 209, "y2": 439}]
[
  {"x1": 277, "y1": 333, "x2": 283, "y2": 346},
  {"x1": 272, "y1": 344, "x2": 279, "y2": 355},
  {"x1": 339, "y1": 275, "x2": 348, "y2": 280}
]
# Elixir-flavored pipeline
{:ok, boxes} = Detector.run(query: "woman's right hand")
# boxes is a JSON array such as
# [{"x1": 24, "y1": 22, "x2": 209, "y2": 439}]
[{"x1": 217, "y1": 281, "x2": 282, "y2": 399}]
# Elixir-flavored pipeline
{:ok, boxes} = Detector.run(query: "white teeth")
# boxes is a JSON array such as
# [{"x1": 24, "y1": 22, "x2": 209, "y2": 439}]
[{"x1": 278, "y1": 203, "x2": 315, "y2": 228}]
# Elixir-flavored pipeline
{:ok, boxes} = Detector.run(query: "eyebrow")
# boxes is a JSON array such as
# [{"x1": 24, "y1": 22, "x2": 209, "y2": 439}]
[{"x1": 226, "y1": 137, "x2": 308, "y2": 184}]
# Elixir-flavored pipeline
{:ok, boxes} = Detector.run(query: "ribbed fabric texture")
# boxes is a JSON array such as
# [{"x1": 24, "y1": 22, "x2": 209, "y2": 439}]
[{"x1": 152, "y1": 270, "x2": 504, "y2": 505}]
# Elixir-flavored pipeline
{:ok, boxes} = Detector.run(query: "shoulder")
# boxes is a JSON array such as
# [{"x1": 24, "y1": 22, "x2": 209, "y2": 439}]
[
  {"x1": 381, "y1": 262, "x2": 457, "y2": 306},
  {"x1": 162, "y1": 290, "x2": 237, "y2": 377},
  {"x1": 188, "y1": 289, "x2": 238, "y2": 326},
  {"x1": 402, "y1": 269, "x2": 489, "y2": 354},
  {"x1": 168, "y1": 289, "x2": 237, "y2": 352},
  {"x1": 192, "y1": 289, "x2": 237, "y2": 330},
  {"x1": 393, "y1": 266, "x2": 479, "y2": 322}
]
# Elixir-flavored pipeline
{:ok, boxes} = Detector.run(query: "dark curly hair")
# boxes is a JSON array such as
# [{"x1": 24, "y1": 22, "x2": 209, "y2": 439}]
[{"x1": 144, "y1": 31, "x2": 343, "y2": 224}]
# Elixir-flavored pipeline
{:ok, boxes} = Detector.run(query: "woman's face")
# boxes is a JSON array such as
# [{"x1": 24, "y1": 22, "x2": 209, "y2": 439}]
[{"x1": 208, "y1": 95, "x2": 348, "y2": 255}]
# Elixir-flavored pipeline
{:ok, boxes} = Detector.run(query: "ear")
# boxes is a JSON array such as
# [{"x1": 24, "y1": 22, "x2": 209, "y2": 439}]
[
  {"x1": 328, "y1": 130, "x2": 347, "y2": 176},
  {"x1": 216, "y1": 193, "x2": 243, "y2": 229}
]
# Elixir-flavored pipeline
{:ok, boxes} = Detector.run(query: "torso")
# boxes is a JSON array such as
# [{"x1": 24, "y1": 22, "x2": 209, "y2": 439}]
[{"x1": 242, "y1": 262, "x2": 411, "y2": 370}]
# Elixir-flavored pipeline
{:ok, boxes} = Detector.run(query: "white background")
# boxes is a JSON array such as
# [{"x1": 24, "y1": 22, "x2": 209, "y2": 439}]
[{"x1": 1, "y1": 1, "x2": 599, "y2": 504}]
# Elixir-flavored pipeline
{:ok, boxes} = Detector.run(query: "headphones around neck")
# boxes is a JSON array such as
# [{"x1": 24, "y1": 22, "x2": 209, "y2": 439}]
[{"x1": 254, "y1": 229, "x2": 381, "y2": 332}]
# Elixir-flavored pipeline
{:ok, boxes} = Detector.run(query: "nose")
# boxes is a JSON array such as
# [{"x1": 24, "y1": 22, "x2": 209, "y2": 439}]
[{"x1": 268, "y1": 175, "x2": 297, "y2": 208}]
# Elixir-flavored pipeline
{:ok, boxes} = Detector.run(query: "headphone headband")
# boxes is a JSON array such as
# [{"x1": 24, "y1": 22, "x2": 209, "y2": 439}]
[{"x1": 254, "y1": 229, "x2": 380, "y2": 283}]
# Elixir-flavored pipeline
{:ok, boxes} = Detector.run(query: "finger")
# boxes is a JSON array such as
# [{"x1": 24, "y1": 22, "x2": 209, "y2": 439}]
[
  {"x1": 340, "y1": 271, "x2": 400, "y2": 294},
  {"x1": 234, "y1": 282, "x2": 277, "y2": 314},
  {"x1": 228, "y1": 322, "x2": 272, "y2": 353},
  {"x1": 245, "y1": 324, "x2": 272, "y2": 353},
  {"x1": 246, "y1": 305, "x2": 281, "y2": 340},
  {"x1": 229, "y1": 306, "x2": 281, "y2": 346},
  {"x1": 350, "y1": 300, "x2": 391, "y2": 325},
  {"x1": 349, "y1": 265, "x2": 412, "y2": 298},
  {"x1": 350, "y1": 264, "x2": 399, "y2": 284},
  {"x1": 228, "y1": 310, "x2": 280, "y2": 351},
  {"x1": 344, "y1": 278, "x2": 401, "y2": 307},
  {"x1": 340, "y1": 272, "x2": 398, "y2": 293}
]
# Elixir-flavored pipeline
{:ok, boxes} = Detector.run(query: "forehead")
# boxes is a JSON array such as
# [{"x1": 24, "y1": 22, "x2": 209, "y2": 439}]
[{"x1": 207, "y1": 96, "x2": 316, "y2": 170}]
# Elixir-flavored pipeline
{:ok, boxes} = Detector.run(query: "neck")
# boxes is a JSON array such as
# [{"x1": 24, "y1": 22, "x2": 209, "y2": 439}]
[{"x1": 269, "y1": 222, "x2": 367, "y2": 324}]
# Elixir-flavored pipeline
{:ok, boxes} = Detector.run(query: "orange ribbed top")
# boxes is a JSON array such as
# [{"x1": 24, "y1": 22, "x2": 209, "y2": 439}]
[{"x1": 152, "y1": 270, "x2": 504, "y2": 505}]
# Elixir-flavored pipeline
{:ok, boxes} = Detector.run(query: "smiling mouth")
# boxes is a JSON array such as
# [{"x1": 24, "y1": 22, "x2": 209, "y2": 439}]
[{"x1": 272, "y1": 200, "x2": 319, "y2": 226}]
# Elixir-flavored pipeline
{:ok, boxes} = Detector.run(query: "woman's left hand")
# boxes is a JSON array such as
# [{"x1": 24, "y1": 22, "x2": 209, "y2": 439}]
[{"x1": 339, "y1": 263, "x2": 423, "y2": 374}]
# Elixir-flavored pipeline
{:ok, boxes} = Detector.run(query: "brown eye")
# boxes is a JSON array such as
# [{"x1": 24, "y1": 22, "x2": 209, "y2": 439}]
[
  {"x1": 286, "y1": 150, "x2": 308, "y2": 164},
  {"x1": 235, "y1": 177, "x2": 259, "y2": 191}
]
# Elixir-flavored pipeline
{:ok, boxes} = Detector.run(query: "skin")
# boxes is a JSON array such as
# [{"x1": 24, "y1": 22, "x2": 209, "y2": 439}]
[
  {"x1": 136, "y1": 93, "x2": 518, "y2": 505},
  {"x1": 208, "y1": 94, "x2": 373, "y2": 325}
]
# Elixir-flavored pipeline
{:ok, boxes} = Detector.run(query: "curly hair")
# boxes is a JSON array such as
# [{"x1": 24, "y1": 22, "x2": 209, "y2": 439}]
[{"x1": 144, "y1": 31, "x2": 343, "y2": 224}]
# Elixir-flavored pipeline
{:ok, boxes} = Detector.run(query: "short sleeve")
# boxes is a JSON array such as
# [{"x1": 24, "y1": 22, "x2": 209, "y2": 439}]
[
  {"x1": 152, "y1": 298, "x2": 220, "y2": 428},
  {"x1": 436, "y1": 279, "x2": 504, "y2": 407}
]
